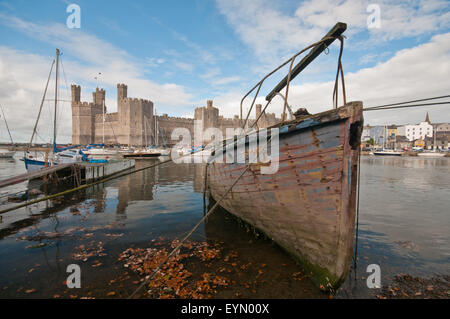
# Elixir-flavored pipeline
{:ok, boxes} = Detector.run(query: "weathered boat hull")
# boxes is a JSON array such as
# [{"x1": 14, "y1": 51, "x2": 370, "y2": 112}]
[{"x1": 207, "y1": 102, "x2": 363, "y2": 290}]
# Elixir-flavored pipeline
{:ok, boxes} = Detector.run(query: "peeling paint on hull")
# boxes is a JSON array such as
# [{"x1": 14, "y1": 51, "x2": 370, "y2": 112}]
[{"x1": 207, "y1": 102, "x2": 363, "y2": 291}]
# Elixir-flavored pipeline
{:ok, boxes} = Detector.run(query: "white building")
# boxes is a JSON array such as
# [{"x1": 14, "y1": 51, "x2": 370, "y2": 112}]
[
  {"x1": 361, "y1": 125, "x2": 371, "y2": 142},
  {"x1": 397, "y1": 121, "x2": 433, "y2": 141}
]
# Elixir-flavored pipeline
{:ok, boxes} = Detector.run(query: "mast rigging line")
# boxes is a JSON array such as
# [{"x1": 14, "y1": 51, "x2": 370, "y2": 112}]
[
  {"x1": 363, "y1": 101, "x2": 450, "y2": 111},
  {"x1": 364, "y1": 95, "x2": 450, "y2": 109},
  {"x1": 57, "y1": 56, "x2": 71, "y2": 137},
  {"x1": 28, "y1": 59, "x2": 55, "y2": 151},
  {"x1": 0, "y1": 104, "x2": 14, "y2": 145}
]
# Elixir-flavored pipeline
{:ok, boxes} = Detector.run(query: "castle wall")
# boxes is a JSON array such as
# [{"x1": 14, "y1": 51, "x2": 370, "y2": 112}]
[
  {"x1": 157, "y1": 114, "x2": 194, "y2": 147},
  {"x1": 72, "y1": 101, "x2": 102, "y2": 145},
  {"x1": 72, "y1": 84, "x2": 280, "y2": 147},
  {"x1": 94, "y1": 113, "x2": 120, "y2": 144},
  {"x1": 118, "y1": 98, "x2": 154, "y2": 146}
]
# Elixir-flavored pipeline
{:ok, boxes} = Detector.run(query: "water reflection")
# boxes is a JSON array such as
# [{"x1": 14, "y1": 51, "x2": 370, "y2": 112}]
[{"x1": 0, "y1": 156, "x2": 448, "y2": 298}]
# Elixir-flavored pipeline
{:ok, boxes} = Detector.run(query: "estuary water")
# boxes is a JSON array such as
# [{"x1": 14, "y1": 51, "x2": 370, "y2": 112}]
[{"x1": 0, "y1": 154, "x2": 448, "y2": 298}]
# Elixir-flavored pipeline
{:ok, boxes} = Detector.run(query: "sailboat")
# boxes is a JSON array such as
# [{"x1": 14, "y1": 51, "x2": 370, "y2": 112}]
[
  {"x1": 373, "y1": 125, "x2": 402, "y2": 156},
  {"x1": 418, "y1": 126, "x2": 446, "y2": 157},
  {"x1": 23, "y1": 49, "x2": 87, "y2": 172},
  {"x1": 0, "y1": 104, "x2": 16, "y2": 158},
  {"x1": 122, "y1": 115, "x2": 161, "y2": 158}
]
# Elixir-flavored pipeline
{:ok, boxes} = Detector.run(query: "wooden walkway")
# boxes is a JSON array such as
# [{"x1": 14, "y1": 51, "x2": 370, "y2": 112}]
[{"x1": 0, "y1": 163, "x2": 75, "y2": 188}]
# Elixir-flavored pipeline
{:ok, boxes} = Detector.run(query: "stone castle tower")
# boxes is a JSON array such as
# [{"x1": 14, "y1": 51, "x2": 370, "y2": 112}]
[
  {"x1": 194, "y1": 100, "x2": 219, "y2": 130},
  {"x1": 71, "y1": 84, "x2": 154, "y2": 146},
  {"x1": 116, "y1": 83, "x2": 154, "y2": 146},
  {"x1": 71, "y1": 85, "x2": 103, "y2": 145}
]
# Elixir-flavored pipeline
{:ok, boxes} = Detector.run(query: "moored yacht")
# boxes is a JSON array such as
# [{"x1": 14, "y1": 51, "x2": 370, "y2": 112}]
[{"x1": 373, "y1": 149, "x2": 403, "y2": 156}]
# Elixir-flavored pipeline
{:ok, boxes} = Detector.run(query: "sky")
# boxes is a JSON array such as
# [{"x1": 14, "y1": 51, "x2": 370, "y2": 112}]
[{"x1": 0, "y1": 0, "x2": 449, "y2": 143}]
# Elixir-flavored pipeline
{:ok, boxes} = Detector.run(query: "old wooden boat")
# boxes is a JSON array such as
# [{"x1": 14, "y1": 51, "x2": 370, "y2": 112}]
[{"x1": 206, "y1": 22, "x2": 363, "y2": 291}]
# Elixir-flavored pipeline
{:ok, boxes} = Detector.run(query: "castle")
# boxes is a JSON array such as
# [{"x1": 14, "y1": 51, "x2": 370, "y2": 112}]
[{"x1": 71, "y1": 84, "x2": 280, "y2": 147}]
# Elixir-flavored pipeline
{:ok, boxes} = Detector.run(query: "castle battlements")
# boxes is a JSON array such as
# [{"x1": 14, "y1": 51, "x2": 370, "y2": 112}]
[
  {"x1": 72, "y1": 101, "x2": 96, "y2": 108},
  {"x1": 157, "y1": 115, "x2": 195, "y2": 122},
  {"x1": 123, "y1": 97, "x2": 153, "y2": 104},
  {"x1": 95, "y1": 112, "x2": 119, "y2": 121}
]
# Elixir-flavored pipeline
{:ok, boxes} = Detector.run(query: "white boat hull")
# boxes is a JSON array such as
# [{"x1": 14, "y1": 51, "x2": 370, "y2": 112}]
[
  {"x1": 373, "y1": 151, "x2": 402, "y2": 156},
  {"x1": 83, "y1": 148, "x2": 119, "y2": 156},
  {"x1": 417, "y1": 152, "x2": 446, "y2": 157},
  {"x1": 0, "y1": 150, "x2": 15, "y2": 158}
]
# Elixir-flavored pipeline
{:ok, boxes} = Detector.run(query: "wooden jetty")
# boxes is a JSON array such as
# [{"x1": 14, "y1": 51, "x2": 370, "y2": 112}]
[{"x1": 0, "y1": 159, "x2": 135, "y2": 189}]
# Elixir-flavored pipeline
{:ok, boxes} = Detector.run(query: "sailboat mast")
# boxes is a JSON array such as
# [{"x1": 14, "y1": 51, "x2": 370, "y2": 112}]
[
  {"x1": 102, "y1": 99, "x2": 105, "y2": 147},
  {"x1": 155, "y1": 108, "x2": 158, "y2": 146},
  {"x1": 433, "y1": 125, "x2": 436, "y2": 150},
  {"x1": 53, "y1": 48, "x2": 60, "y2": 147},
  {"x1": 0, "y1": 104, "x2": 14, "y2": 145},
  {"x1": 144, "y1": 116, "x2": 148, "y2": 147}
]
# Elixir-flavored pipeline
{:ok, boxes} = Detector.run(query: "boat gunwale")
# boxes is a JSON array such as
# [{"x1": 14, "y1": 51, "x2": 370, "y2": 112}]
[{"x1": 208, "y1": 102, "x2": 362, "y2": 163}]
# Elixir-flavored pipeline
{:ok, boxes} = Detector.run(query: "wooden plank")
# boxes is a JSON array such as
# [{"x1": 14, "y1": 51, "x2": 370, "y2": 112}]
[{"x1": 0, "y1": 163, "x2": 75, "y2": 188}]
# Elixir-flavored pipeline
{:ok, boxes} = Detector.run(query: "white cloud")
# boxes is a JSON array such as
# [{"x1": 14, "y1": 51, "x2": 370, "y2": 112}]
[
  {"x1": 200, "y1": 67, "x2": 221, "y2": 80},
  {"x1": 216, "y1": 0, "x2": 450, "y2": 63},
  {"x1": 211, "y1": 76, "x2": 241, "y2": 86},
  {"x1": 99, "y1": 17, "x2": 129, "y2": 37},
  {"x1": 211, "y1": 32, "x2": 450, "y2": 126},
  {"x1": 145, "y1": 57, "x2": 165, "y2": 67},
  {"x1": 174, "y1": 61, "x2": 194, "y2": 72},
  {"x1": 0, "y1": 47, "x2": 61, "y2": 143},
  {"x1": 0, "y1": 14, "x2": 195, "y2": 143}
]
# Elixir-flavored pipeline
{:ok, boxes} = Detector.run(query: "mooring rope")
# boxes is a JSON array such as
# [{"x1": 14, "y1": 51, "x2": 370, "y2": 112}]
[
  {"x1": 364, "y1": 101, "x2": 450, "y2": 111},
  {"x1": 363, "y1": 95, "x2": 450, "y2": 111},
  {"x1": 353, "y1": 145, "x2": 362, "y2": 269},
  {"x1": 128, "y1": 135, "x2": 274, "y2": 298}
]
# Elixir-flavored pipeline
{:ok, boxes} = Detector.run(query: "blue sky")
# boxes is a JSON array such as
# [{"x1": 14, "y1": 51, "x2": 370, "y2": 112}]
[{"x1": 0, "y1": 0, "x2": 449, "y2": 142}]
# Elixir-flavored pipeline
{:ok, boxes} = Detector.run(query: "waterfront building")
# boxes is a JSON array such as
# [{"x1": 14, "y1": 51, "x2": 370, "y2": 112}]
[
  {"x1": 368, "y1": 126, "x2": 385, "y2": 146},
  {"x1": 397, "y1": 121, "x2": 433, "y2": 142},
  {"x1": 386, "y1": 125, "x2": 398, "y2": 149},
  {"x1": 362, "y1": 125, "x2": 371, "y2": 142},
  {"x1": 434, "y1": 123, "x2": 450, "y2": 138},
  {"x1": 395, "y1": 135, "x2": 412, "y2": 150},
  {"x1": 413, "y1": 138, "x2": 426, "y2": 148}
]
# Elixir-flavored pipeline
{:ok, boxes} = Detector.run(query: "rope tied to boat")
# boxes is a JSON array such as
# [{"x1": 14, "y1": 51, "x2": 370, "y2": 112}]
[
  {"x1": 128, "y1": 164, "x2": 250, "y2": 299},
  {"x1": 128, "y1": 135, "x2": 275, "y2": 298},
  {"x1": 353, "y1": 145, "x2": 362, "y2": 269}
]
